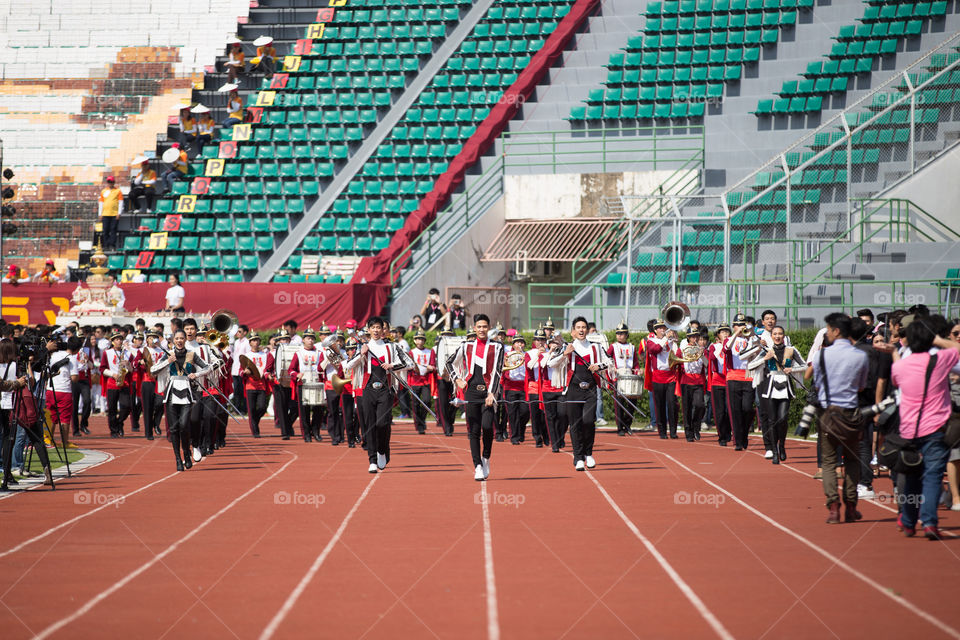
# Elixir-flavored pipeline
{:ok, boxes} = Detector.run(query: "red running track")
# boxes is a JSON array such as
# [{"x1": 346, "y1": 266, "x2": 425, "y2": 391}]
[{"x1": 1, "y1": 415, "x2": 959, "y2": 639}]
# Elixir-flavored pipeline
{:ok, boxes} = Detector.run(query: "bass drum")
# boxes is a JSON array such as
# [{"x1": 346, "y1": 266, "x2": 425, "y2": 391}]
[
  {"x1": 301, "y1": 383, "x2": 326, "y2": 406},
  {"x1": 616, "y1": 374, "x2": 643, "y2": 399}
]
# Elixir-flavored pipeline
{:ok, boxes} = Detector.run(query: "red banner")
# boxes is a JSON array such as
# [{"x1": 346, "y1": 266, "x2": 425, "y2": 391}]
[{"x1": 0, "y1": 282, "x2": 390, "y2": 329}]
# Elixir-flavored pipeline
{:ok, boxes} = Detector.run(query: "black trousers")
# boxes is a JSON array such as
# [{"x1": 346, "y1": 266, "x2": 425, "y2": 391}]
[
  {"x1": 651, "y1": 382, "x2": 677, "y2": 437},
  {"x1": 106, "y1": 387, "x2": 131, "y2": 436},
  {"x1": 409, "y1": 384, "x2": 431, "y2": 433},
  {"x1": 246, "y1": 389, "x2": 268, "y2": 437},
  {"x1": 505, "y1": 390, "x2": 529, "y2": 443},
  {"x1": 71, "y1": 379, "x2": 91, "y2": 433},
  {"x1": 165, "y1": 402, "x2": 193, "y2": 461},
  {"x1": 298, "y1": 393, "x2": 324, "y2": 441},
  {"x1": 711, "y1": 386, "x2": 731, "y2": 443},
  {"x1": 273, "y1": 386, "x2": 294, "y2": 438},
  {"x1": 495, "y1": 396, "x2": 508, "y2": 440},
  {"x1": 201, "y1": 395, "x2": 222, "y2": 451},
  {"x1": 363, "y1": 385, "x2": 393, "y2": 464},
  {"x1": 101, "y1": 215, "x2": 119, "y2": 250},
  {"x1": 189, "y1": 398, "x2": 204, "y2": 448},
  {"x1": 612, "y1": 391, "x2": 636, "y2": 434},
  {"x1": 759, "y1": 397, "x2": 790, "y2": 454},
  {"x1": 397, "y1": 386, "x2": 410, "y2": 416},
  {"x1": 140, "y1": 382, "x2": 162, "y2": 439},
  {"x1": 527, "y1": 393, "x2": 546, "y2": 445},
  {"x1": 129, "y1": 385, "x2": 142, "y2": 431},
  {"x1": 680, "y1": 384, "x2": 705, "y2": 440},
  {"x1": 326, "y1": 389, "x2": 344, "y2": 443},
  {"x1": 128, "y1": 184, "x2": 156, "y2": 213},
  {"x1": 342, "y1": 393, "x2": 358, "y2": 443},
  {"x1": 566, "y1": 386, "x2": 597, "y2": 463},
  {"x1": 727, "y1": 379, "x2": 755, "y2": 449},
  {"x1": 464, "y1": 390, "x2": 494, "y2": 467},
  {"x1": 437, "y1": 379, "x2": 456, "y2": 435},
  {"x1": 232, "y1": 375, "x2": 247, "y2": 414},
  {"x1": 542, "y1": 391, "x2": 567, "y2": 449}
]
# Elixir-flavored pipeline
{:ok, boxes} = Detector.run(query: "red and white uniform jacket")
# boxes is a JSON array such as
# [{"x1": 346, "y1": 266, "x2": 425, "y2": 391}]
[
  {"x1": 721, "y1": 334, "x2": 763, "y2": 384},
  {"x1": 452, "y1": 339, "x2": 504, "y2": 396},
  {"x1": 679, "y1": 347, "x2": 708, "y2": 387},
  {"x1": 524, "y1": 348, "x2": 542, "y2": 397},
  {"x1": 546, "y1": 339, "x2": 612, "y2": 391},
  {"x1": 501, "y1": 346, "x2": 526, "y2": 393},
  {"x1": 706, "y1": 342, "x2": 727, "y2": 390},
  {"x1": 407, "y1": 347, "x2": 437, "y2": 390},
  {"x1": 342, "y1": 339, "x2": 410, "y2": 392},
  {"x1": 607, "y1": 341, "x2": 640, "y2": 374},
  {"x1": 243, "y1": 350, "x2": 275, "y2": 393},
  {"x1": 644, "y1": 336, "x2": 680, "y2": 390},
  {"x1": 100, "y1": 348, "x2": 132, "y2": 392},
  {"x1": 320, "y1": 349, "x2": 344, "y2": 392},
  {"x1": 196, "y1": 342, "x2": 227, "y2": 397}
]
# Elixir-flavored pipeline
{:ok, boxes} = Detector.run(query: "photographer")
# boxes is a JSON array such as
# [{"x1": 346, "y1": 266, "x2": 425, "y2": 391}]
[
  {"x1": 889, "y1": 315, "x2": 960, "y2": 540},
  {"x1": 449, "y1": 294, "x2": 467, "y2": 330},
  {"x1": 807, "y1": 313, "x2": 869, "y2": 524},
  {"x1": 420, "y1": 288, "x2": 447, "y2": 330},
  {"x1": 45, "y1": 337, "x2": 78, "y2": 447},
  {"x1": 0, "y1": 339, "x2": 52, "y2": 490}
]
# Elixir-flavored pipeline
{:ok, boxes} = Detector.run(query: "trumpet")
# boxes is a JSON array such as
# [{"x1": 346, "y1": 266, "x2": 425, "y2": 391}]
[{"x1": 204, "y1": 329, "x2": 229, "y2": 350}]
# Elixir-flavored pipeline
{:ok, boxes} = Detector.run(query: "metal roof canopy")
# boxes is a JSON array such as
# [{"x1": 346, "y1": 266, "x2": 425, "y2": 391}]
[{"x1": 481, "y1": 218, "x2": 626, "y2": 262}]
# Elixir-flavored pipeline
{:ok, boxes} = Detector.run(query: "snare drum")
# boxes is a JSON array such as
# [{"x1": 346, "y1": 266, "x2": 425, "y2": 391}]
[
  {"x1": 301, "y1": 383, "x2": 326, "y2": 406},
  {"x1": 616, "y1": 374, "x2": 643, "y2": 398}
]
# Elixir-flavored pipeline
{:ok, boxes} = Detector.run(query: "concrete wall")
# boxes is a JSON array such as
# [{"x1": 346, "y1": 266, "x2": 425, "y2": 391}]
[
  {"x1": 504, "y1": 170, "x2": 690, "y2": 219},
  {"x1": 882, "y1": 143, "x2": 960, "y2": 232}
]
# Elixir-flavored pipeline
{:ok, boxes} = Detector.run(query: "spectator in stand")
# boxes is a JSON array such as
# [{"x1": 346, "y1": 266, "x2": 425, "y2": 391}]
[
  {"x1": 891, "y1": 315, "x2": 960, "y2": 540},
  {"x1": 177, "y1": 105, "x2": 198, "y2": 151},
  {"x1": 163, "y1": 274, "x2": 185, "y2": 313},
  {"x1": 97, "y1": 176, "x2": 124, "y2": 250},
  {"x1": 128, "y1": 157, "x2": 156, "y2": 214},
  {"x1": 221, "y1": 86, "x2": 244, "y2": 128},
  {"x1": 160, "y1": 143, "x2": 188, "y2": 194},
  {"x1": 2, "y1": 265, "x2": 23, "y2": 284},
  {"x1": 31, "y1": 259, "x2": 62, "y2": 284},
  {"x1": 409, "y1": 314, "x2": 423, "y2": 332},
  {"x1": 225, "y1": 37, "x2": 245, "y2": 83},
  {"x1": 449, "y1": 294, "x2": 467, "y2": 330},
  {"x1": 192, "y1": 105, "x2": 215, "y2": 153},
  {"x1": 421, "y1": 289, "x2": 447, "y2": 329},
  {"x1": 252, "y1": 36, "x2": 277, "y2": 77}
]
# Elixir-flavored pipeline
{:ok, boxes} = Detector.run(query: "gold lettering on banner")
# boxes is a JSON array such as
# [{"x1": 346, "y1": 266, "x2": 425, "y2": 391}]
[
  {"x1": 43, "y1": 297, "x2": 70, "y2": 325},
  {"x1": 1, "y1": 297, "x2": 29, "y2": 325}
]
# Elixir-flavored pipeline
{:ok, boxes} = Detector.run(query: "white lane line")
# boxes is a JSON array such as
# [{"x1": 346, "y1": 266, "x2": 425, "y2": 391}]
[
  {"x1": 259, "y1": 473, "x2": 379, "y2": 640},
  {"x1": 583, "y1": 469, "x2": 735, "y2": 640},
  {"x1": 480, "y1": 482, "x2": 500, "y2": 640},
  {"x1": 0, "y1": 448, "x2": 115, "y2": 502},
  {"x1": 32, "y1": 452, "x2": 298, "y2": 640},
  {"x1": 643, "y1": 446, "x2": 960, "y2": 639},
  {"x1": 0, "y1": 469, "x2": 178, "y2": 560}
]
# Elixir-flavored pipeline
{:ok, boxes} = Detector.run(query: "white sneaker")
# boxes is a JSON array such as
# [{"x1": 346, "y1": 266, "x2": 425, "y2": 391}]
[
  {"x1": 951, "y1": 504, "x2": 960, "y2": 512},
  {"x1": 192, "y1": 447, "x2": 202, "y2": 462},
  {"x1": 870, "y1": 455, "x2": 878, "y2": 466},
  {"x1": 575, "y1": 460, "x2": 585, "y2": 472},
  {"x1": 474, "y1": 464, "x2": 485, "y2": 481},
  {"x1": 764, "y1": 450, "x2": 774, "y2": 459},
  {"x1": 585, "y1": 455, "x2": 596, "y2": 468},
  {"x1": 377, "y1": 453, "x2": 387, "y2": 470},
  {"x1": 856, "y1": 484, "x2": 875, "y2": 499},
  {"x1": 596, "y1": 418, "x2": 608, "y2": 426},
  {"x1": 368, "y1": 463, "x2": 378, "y2": 474},
  {"x1": 481, "y1": 457, "x2": 490, "y2": 479}
]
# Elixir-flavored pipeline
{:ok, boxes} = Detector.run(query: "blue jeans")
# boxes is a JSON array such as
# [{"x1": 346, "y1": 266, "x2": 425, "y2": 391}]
[
  {"x1": 899, "y1": 430, "x2": 949, "y2": 529},
  {"x1": 649, "y1": 389, "x2": 658, "y2": 427},
  {"x1": 13, "y1": 425, "x2": 26, "y2": 469},
  {"x1": 221, "y1": 117, "x2": 242, "y2": 129},
  {"x1": 161, "y1": 169, "x2": 185, "y2": 194}
]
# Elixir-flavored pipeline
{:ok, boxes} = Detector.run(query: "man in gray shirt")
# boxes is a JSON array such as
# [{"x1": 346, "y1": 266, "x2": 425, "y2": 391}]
[{"x1": 807, "y1": 313, "x2": 869, "y2": 524}]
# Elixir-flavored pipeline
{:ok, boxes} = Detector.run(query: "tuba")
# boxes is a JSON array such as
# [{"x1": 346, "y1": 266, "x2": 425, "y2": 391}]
[
  {"x1": 212, "y1": 309, "x2": 238, "y2": 334},
  {"x1": 662, "y1": 301, "x2": 691, "y2": 333}
]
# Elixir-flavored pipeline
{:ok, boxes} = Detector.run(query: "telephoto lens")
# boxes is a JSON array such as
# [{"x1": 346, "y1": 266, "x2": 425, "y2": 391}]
[
  {"x1": 794, "y1": 403, "x2": 818, "y2": 438},
  {"x1": 860, "y1": 396, "x2": 895, "y2": 420}
]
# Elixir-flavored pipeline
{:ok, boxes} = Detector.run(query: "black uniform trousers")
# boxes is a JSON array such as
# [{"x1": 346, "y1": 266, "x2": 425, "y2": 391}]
[
  {"x1": 759, "y1": 396, "x2": 790, "y2": 455},
  {"x1": 245, "y1": 389, "x2": 268, "y2": 437},
  {"x1": 298, "y1": 389, "x2": 324, "y2": 442},
  {"x1": 409, "y1": 384, "x2": 431, "y2": 433},
  {"x1": 129, "y1": 385, "x2": 142, "y2": 431},
  {"x1": 651, "y1": 382, "x2": 677, "y2": 438},
  {"x1": 362, "y1": 383, "x2": 393, "y2": 464},
  {"x1": 232, "y1": 375, "x2": 247, "y2": 414},
  {"x1": 71, "y1": 379, "x2": 91, "y2": 434},
  {"x1": 165, "y1": 402, "x2": 193, "y2": 461},
  {"x1": 527, "y1": 393, "x2": 547, "y2": 445},
  {"x1": 436, "y1": 379, "x2": 456, "y2": 435},
  {"x1": 566, "y1": 385, "x2": 598, "y2": 463},
  {"x1": 612, "y1": 392, "x2": 636, "y2": 434},
  {"x1": 106, "y1": 386, "x2": 131, "y2": 436},
  {"x1": 505, "y1": 389, "x2": 529, "y2": 443},
  {"x1": 140, "y1": 382, "x2": 163, "y2": 439},
  {"x1": 326, "y1": 389, "x2": 344, "y2": 444},
  {"x1": 495, "y1": 394, "x2": 508, "y2": 441},
  {"x1": 726, "y1": 379, "x2": 755, "y2": 449},
  {"x1": 541, "y1": 390, "x2": 567, "y2": 450},
  {"x1": 341, "y1": 393, "x2": 358, "y2": 445},
  {"x1": 464, "y1": 388, "x2": 495, "y2": 467},
  {"x1": 680, "y1": 384, "x2": 706, "y2": 440},
  {"x1": 273, "y1": 386, "x2": 294, "y2": 439},
  {"x1": 711, "y1": 385, "x2": 731, "y2": 444}
]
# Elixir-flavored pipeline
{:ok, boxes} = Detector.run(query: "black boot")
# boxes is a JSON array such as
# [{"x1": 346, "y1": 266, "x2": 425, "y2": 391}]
[
  {"x1": 778, "y1": 442, "x2": 787, "y2": 461},
  {"x1": 172, "y1": 433, "x2": 184, "y2": 471}
]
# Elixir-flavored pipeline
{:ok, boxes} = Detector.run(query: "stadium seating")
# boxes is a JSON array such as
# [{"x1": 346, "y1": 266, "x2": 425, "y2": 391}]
[{"x1": 756, "y1": 0, "x2": 949, "y2": 116}]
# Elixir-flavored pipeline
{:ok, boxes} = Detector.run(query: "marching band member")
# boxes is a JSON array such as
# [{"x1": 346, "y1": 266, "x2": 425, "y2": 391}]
[
  {"x1": 196, "y1": 326, "x2": 228, "y2": 457},
  {"x1": 343, "y1": 316, "x2": 411, "y2": 473},
  {"x1": 644, "y1": 319, "x2": 681, "y2": 439},
  {"x1": 127, "y1": 332, "x2": 145, "y2": 433},
  {"x1": 134, "y1": 332, "x2": 166, "y2": 440},
  {"x1": 492, "y1": 324, "x2": 508, "y2": 442},
  {"x1": 707, "y1": 324, "x2": 732, "y2": 446},
  {"x1": 539, "y1": 331, "x2": 568, "y2": 453},
  {"x1": 241, "y1": 334, "x2": 273, "y2": 438},
  {"x1": 341, "y1": 338, "x2": 360, "y2": 448},
  {"x1": 434, "y1": 329, "x2": 458, "y2": 436},
  {"x1": 407, "y1": 328, "x2": 437, "y2": 435},
  {"x1": 503, "y1": 335, "x2": 529, "y2": 445},
  {"x1": 543, "y1": 317, "x2": 556, "y2": 342},
  {"x1": 272, "y1": 328, "x2": 297, "y2": 439},
  {"x1": 183, "y1": 319, "x2": 205, "y2": 460},
  {"x1": 678, "y1": 331, "x2": 708, "y2": 442},
  {"x1": 452, "y1": 314, "x2": 504, "y2": 481},
  {"x1": 71, "y1": 337, "x2": 93, "y2": 436},
  {"x1": 548, "y1": 317, "x2": 611, "y2": 471},
  {"x1": 525, "y1": 328, "x2": 548, "y2": 447},
  {"x1": 607, "y1": 322, "x2": 641, "y2": 436},
  {"x1": 151, "y1": 329, "x2": 211, "y2": 471},
  {"x1": 721, "y1": 313, "x2": 764, "y2": 451},
  {"x1": 320, "y1": 327, "x2": 347, "y2": 445},
  {"x1": 289, "y1": 327, "x2": 324, "y2": 443},
  {"x1": 100, "y1": 331, "x2": 133, "y2": 438}
]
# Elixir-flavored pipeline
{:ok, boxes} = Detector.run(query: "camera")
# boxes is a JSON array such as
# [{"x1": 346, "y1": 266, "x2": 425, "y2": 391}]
[
  {"x1": 794, "y1": 403, "x2": 818, "y2": 439},
  {"x1": 860, "y1": 396, "x2": 896, "y2": 425}
]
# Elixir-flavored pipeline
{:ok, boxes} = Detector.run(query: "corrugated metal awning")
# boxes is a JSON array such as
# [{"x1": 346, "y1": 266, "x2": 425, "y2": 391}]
[{"x1": 482, "y1": 218, "x2": 627, "y2": 262}]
